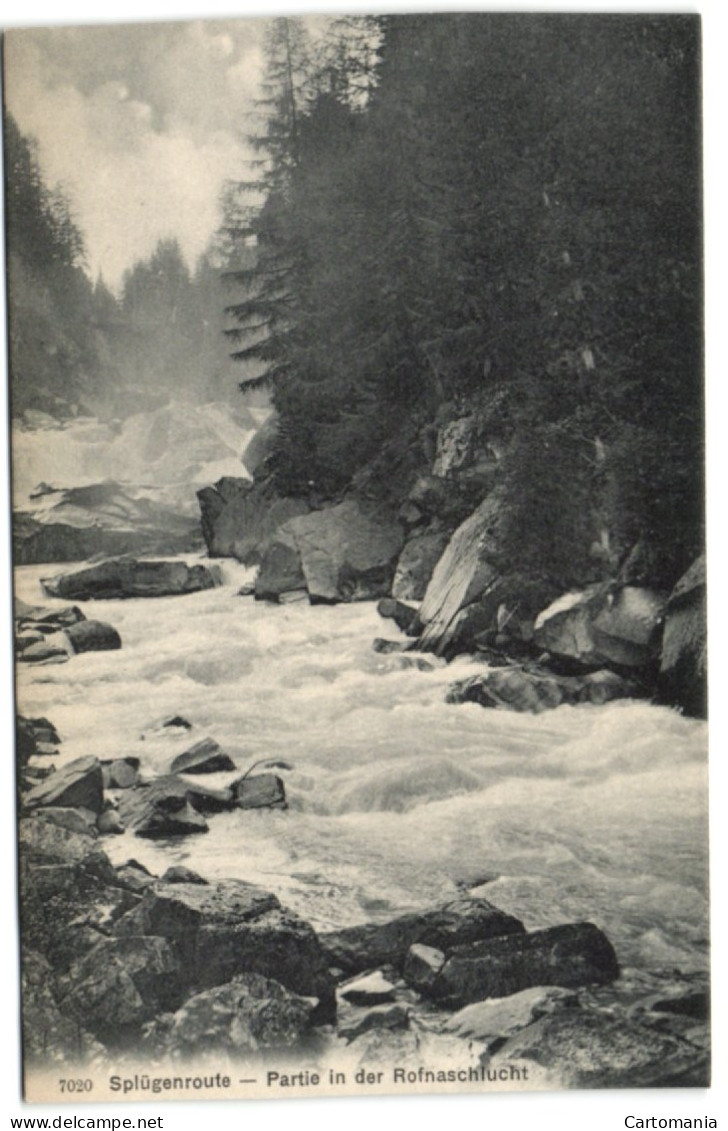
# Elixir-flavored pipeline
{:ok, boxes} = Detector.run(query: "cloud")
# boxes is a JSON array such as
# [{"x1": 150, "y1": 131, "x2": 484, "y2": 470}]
[{"x1": 4, "y1": 18, "x2": 267, "y2": 288}]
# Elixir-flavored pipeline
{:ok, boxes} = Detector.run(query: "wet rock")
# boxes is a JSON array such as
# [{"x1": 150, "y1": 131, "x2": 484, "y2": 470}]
[
  {"x1": 58, "y1": 936, "x2": 184, "y2": 1044},
  {"x1": 162, "y1": 715, "x2": 192, "y2": 731},
  {"x1": 373, "y1": 638, "x2": 408, "y2": 654},
  {"x1": 15, "y1": 602, "x2": 85, "y2": 628},
  {"x1": 161, "y1": 866, "x2": 208, "y2": 885},
  {"x1": 102, "y1": 758, "x2": 140, "y2": 789},
  {"x1": 321, "y1": 897, "x2": 525, "y2": 976},
  {"x1": 392, "y1": 531, "x2": 451, "y2": 602},
  {"x1": 283, "y1": 499, "x2": 404, "y2": 603},
  {"x1": 134, "y1": 797, "x2": 209, "y2": 838},
  {"x1": 16, "y1": 632, "x2": 44, "y2": 652},
  {"x1": 18, "y1": 634, "x2": 71, "y2": 664},
  {"x1": 234, "y1": 773, "x2": 287, "y2": 810},
  {"x1": 66, "y1": 620, "x2": 122, "y2": 653},
  {"x1": 147, "y1": 972, "x2": 316, "y2": 1056},
  {"x1": 658, "y1": 556, "x2": 707, "y2": 717},
  {"x1": 340, "y1": 971, "x2": 397, "y2": 1006},
  {"x1": 339, "y1": 1003, "x2": 410, "y2": 1042},
  {"x1": 651, "y1": 991, "x2": 709, "y2": 1020},
  {"x1": 22, "y1": 950, "x2": 105, "y2": 1064},
  {"x1": 255, "y1": 535, "x2": 307, "y2": 602},
  {"x1": 170, "y1": 737, "x2": 236, "y2": 775},
  {"x1": 444, "y1": 985, "x2": 578, "y2": 1043},
  {"x1": 116, "y1": 775, "x2": 234, "y2": 832},
  {"x1": 377, "y1": 598, "x2": 419, "y2": 633},
  {"x1": 533, "y1": 585, "x2": 666, "y2": 670},
  {"x1": 402, "y1": 944, "x2": 446, "y2": 994},
  {"x1": 41, "y1": 557, "x2": 220, "y2": 601},
  {"x1": 97, "y1": 810, "x2": 125, "y2": 835},
  {"x1": 490, "y1": 1009, "x2": 709, "y2": 1088},
  {"x1": 446, "y1": 667, "x2": 639, "y2": 713},
  {"x1": 428, "y1": 922, "x2": 619, "y2": 1007},
  {"x1": 113, "y1": 879, "x2": 335, "y2": 1017},
  {"x1": 23, "y1": 756, "x2": 104, "y2": 814},
  {"x1": 197, "y1": 477, "x2": 309, "y2": 564}
]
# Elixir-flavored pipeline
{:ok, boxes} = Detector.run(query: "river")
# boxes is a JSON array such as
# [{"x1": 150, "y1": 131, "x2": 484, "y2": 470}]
[{"x1": 14, "y1": 558, "x2": 709, "y2": 982}]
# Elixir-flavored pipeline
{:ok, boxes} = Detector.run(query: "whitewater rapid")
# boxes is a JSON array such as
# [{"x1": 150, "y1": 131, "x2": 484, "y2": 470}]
[{"x1": 14, "y1": 559, "x2": 709, "y2": 980}]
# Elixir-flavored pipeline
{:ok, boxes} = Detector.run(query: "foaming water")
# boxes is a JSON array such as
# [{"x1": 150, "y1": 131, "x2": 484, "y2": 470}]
[{"x1": 15, "y1": 561, "x2": 709, "y2": 975}]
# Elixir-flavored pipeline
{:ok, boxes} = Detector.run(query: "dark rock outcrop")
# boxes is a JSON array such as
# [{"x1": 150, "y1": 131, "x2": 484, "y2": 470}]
[
  {"x1": 23, "y1": 756, "x2": 104, "y2": 814},
  {"x1": 657, "y1": 556, "x2": 707, "y2": 717},
  {"x1": 447, "y1": 667, "x2": 640, "y2": 713},
  {"x1": 254, "y1": 535, "x2": 307, "y2": 602},
  {"x1": 133, "y1": 797, "x2": 210, "y2": 838},
  {"x1": 41, "y1": 557, "x2": 220, "y2": 601},
  {"x1": 321, "y1": 897, "x2": 525, "y2": 975},
  {"x1": 116, "y1": 775, "x2": 235, "y2": 833},
  {"x1": 65, "y1": 620, "x2": 122, "y2": 653},
  {"x1": 417, "y1": 922, "x2": 619, "y2": 1007},
  {"x1": 392, "y1": 531, "x2": 451, "y2": 601},
  {"x1": 197, "y1": 477, "x2": 309, "y2": 564},
  {"x1": 170, "y1": 737, "x2": 236, "y2": 775},
  {"x1": 533, "y1": 585, "x2": 667, "y2": 670}
]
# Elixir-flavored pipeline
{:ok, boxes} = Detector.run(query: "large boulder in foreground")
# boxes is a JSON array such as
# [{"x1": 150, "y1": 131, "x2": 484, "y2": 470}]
[
  {"x1": 283, "y1": 498, "x2": 405, "y2": 603},
  {"x1": 657, "y1": 556, "x2": 707, "y2": 717},
  {"x1": 320, "y1": 897, "x2": 525, "y2": 975},
  {"x1": 197, "y1": 477, "x2": 309, "y2": 565},
  {"x1": 113, "y1": 880, "x2": 335, "y2": 1018},
  {"x1": 419, "y1": 922, "x2": 619, "y2": 1007},
  {"x1": 41, "y1": 557, "x2": 220, "y2": 601}
]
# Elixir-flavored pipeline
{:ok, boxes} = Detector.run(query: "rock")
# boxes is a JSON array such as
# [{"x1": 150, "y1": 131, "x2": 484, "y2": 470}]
[
  {"x1": 446, "y1": 667, "x2": 639, "y2": 713},
  {"x1": 651, "y1": 991, "x2": 709, "y2": 1020},
  {"x1": 58, "y1": 936, "x2": 184, "y2": 1043},
  {"x1": 18, "y1": 634, "x2": 71, "y2": 663},
  {"x1": 339, "y1": 1002, "x2": 410, "y2": 1042},
  {"x1": 65, "y1": 620, "x2": 122, "y2": 653},
  {"x1": 197, "y1": 477, "x2": 309, "y2": 564},
  {"x1": 255, "y1": 536, "x2": 307, "y2": 601},
  {"x1": 16, "y1": 632, "x2": 45, "y2": 652},
  {"x1": 392, "y1": 531, "x2": 451, "y2": 601},
  {"x1": 283, "y1": 499, "x2": 405, "y2": 603},
  {"x1": 279, "y1": 589, "x2": 308, "y2": 604},
  {"x1": 377, "y1": 598, "x2": 418, "y2": 633},
  {"x1": 147, "y1": 972, "x2": 316, "y2": 1056},
  {"x1": 237, "y1": 582, "x2": 256, "y2": 596},
  {"x1": 113, "y1": 880, "x2": 335, "y2": 1017},
  {"x1": 533, "y1": 585, "x2": 666, "y2": 670},
  {"x1": 13, "y1": 480, "x2": 199, "y2": 565},
  {"x1": 41, "y1": 557, "x2": 220, "y2": 601},
  {"x1": 321, "y1": 897, "x2": 525, "y2": 975},
  {"x1": 433, "y1": 416, "x2": 479, "y2": 477},
  {"x1": 102, "y1": 758, "x2": 140, "y2": 789},
  {"x1": 234, "y1": 773, "x2": 287, "y2": 810},
  {"x1": 444, "y1": 985, "x2": 578, "y2": 1043},
  {"x1": 402, "y1": 944, "x2": 446, "y2": 993},
  {"x1": 134, "y1": 797, "x2": 209, "y2": 839},
  {"x1": 16, "y1": 604, "x2": 85, "y2": 628},
  {"x1": 33, "y1": 807, "x2": 97, "y2": 837},
  {"x1": 161, "y1": 866, "x2": 208, "y2": 885},
  {"x1": 426, "y1": 922, "x2": 619, "y2": 1007},
  {"x1": 97, "y1": 810, "x2": 125, "y2": 835},
  {"x1": 116, "y1": 775, "x2": 234, "y2": 831},
  {"x1": 114, "y1": 860, "x2": 157, "y2": 894},
  {"x1": 658, "y1": 556, "x2": 707, "y2": 717},
  {"x1": 23, "y1": 756, "x2": 104, "y2": 814},
  {"x1": 490, "y1": 1009, "x2": 709, "y2": 1088},
  {"x1": 372, "y1": 638, "x2": 408, "y2": 654},
  {"x1": 170, "y1": 737, "x2": 236, "y2": 775},
  {"x1": 162, "y1": 715, "x2": 192, "y2": 730},
  {"x1": 22, "y1": 950, "x2": 105, "y2": 1064},
  {"x1": 340, "y1": 971, "x2": 397, "y2": 1006}
]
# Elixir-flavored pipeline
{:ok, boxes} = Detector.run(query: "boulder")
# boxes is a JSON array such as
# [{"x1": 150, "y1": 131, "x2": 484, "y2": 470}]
[
  {"x1": 113, "y1": 880, "x2": 335, "y2": 1017},
  {"x1": 255, "y1": 536, "x2": 307, "y2": 602},
  {"x1": 161, "y1": 866, "x2": 208, "y2": 885},
  {"x1": 392, "y1": 531, "x2": 451, "y2": 601},
  {"x1": 58, "y1": 936, "x2": 184, "y2": 1043},
  {"x1": 23, "y1": 756, "x2": 104, "y2": 814},
  {"x1": 321, "y1": 897, "x2": 525, "y2": 975},
  {"x1": 491, "y1": 1009, "x2": 709, "y2": 1088},
  {"x1": 33, "y1": 807, "x2": 97, "y2": 837},
  {"x1": 97, "y1": 809, "x2": 125, "y2": 835},
  {"x1": 65, "y1": 620, "x2": 122, "y2": 653},
  {"x1": 18, "y1": 634, "x2": 71, "y2": 664},
  {"x1": 402, "y1": 944, "x2": 446, "y2": 994},
  {"x1": 170, "y1": 737, "x2": 236, "y2": 775},
  {"x1": 658, "y1": 556, "x2": 707, "y2": 717},
  {"x1": 16, "y1": 632, "x2": 44, "y2": 652},
  {"x1": 15, "y1": 603, "x2": 85, "y2": 628},
  {"x1": 134, "y1": 797, "x2": 209, "y2": 839},
  {"x1": 114, "y1": 860, "x2": 157, "y2": 895},
  {"x1": 116, "y1": 775, "x2": 234, "y2": 831},
  {"x1": 446, "y1": 667, "x2": 639, "y2": 713},
  {"x1": 432, "y1": 416, "x2": 479, "y2": 477},
  {"x1": 102, "y1": 758, "x2": 140, "y2": 789},
  {"x1": 233, "y1": 774, "x2": 287, "y2": 810},
  {"x1": 533, "y1": 585, "x2": 666, "y2": 670},
  {"x1": 41, "y1": 557, "x2": 220, "y2": 601},
  {"x1": 377, "y1": 598, "x2": 419, "y2": 633},
  {"x1": 146, "y1": 972, "x2": 316, "y2": 1056},
  {"x1": 444, "y1": 985, "x2": 578, "y2": 1043},
  {"x1": 372, "y1": 638, "x2": 408, "y2": 654},
  {"x1": 283, "y1": 499, "x2": 405, "y2": 603},
  {"x1": 340, "y1": 971, "x2": 397, "y2": 1006},
  {"x1": 422, "y1": 922, "x2": 619, "y2": 1007},
  {"x1": 197, "y1": 477, "x2": 309, "y2": 564}
]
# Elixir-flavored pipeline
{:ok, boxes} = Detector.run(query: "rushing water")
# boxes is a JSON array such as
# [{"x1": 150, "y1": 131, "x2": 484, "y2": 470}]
[{"x1": 15, "y1": 558, "x2": 709, "y2": 981}]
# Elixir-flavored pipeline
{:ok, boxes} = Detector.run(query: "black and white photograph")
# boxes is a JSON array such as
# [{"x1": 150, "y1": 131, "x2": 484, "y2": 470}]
[{"x1": 1, "y1": 0, "x2": 718, "y2": 1117}]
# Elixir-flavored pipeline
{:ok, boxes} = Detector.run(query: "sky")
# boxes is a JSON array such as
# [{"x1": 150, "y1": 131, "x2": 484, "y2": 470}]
[{"x1": 4, "y1": 18, "x2": 270, "y2": 288}]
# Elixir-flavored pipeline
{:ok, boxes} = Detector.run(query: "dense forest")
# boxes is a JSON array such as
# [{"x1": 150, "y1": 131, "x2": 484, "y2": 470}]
[
  {"x1": 226, "y1": 14, "x2": 703, "y2": 592},
  {"x1": 4, "y1": 114, "x2": 256, "y2": 419}
]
